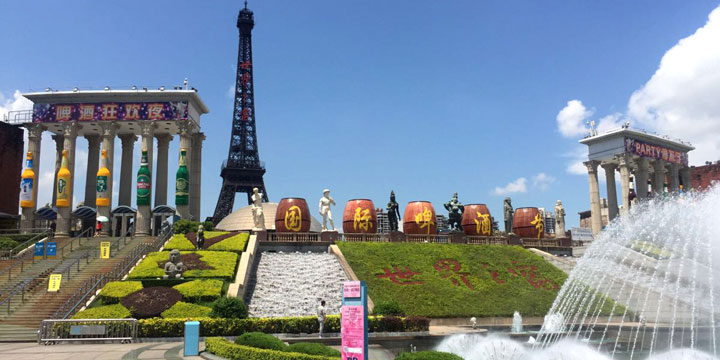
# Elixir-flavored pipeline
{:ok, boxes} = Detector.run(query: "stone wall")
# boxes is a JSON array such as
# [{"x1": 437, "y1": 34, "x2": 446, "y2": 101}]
[{"x1": 0, "y1": 123, "x2": 23, "y2": 215}]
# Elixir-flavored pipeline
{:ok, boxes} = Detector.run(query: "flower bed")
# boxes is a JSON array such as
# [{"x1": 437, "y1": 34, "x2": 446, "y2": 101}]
[
  {"x1": 163, "y1": 232, "x2": 248, "y2": 253},
  {"x1": 127, "y1": 250, "x2": 238, "y2": 280},
  {"x1": 172, "y1": 279, "x2": 223, "y2": 302},
  {"x1": 161, "y1": 302, "x2": 212, "y2": 319},
  {"x1": 71, "y1": 304, "x2": 131, "y2": 319},
  {"x1": 98, "y1": 281, "x2": 143, "y2": 304},
  {"x1": 121, "y1": 287, "x2": 182, "y2": 318}
]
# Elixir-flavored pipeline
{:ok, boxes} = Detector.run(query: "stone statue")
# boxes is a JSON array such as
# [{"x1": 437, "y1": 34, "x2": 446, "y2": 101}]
[
  {"x1": 163, "y1": 249, "x2": 185, "y2": 279},
  {"x1": 443, "y1": 193, "x2": 465, "y2": 231},
  {"x1": 251, "y1": 187, "x2": 265, "y2": 230},
  {"x1": 387, "y1": 191, "x2": 401, "y2": 232},
  {"x1": 318, "y1": 189, "x2": 336, "y2": 231},
  {"x1": 554, "y1": 200, "x2": 566, "y2": 237},
  {"x1": 503, "y1": 197, "x2": 514, "y2": 234}
]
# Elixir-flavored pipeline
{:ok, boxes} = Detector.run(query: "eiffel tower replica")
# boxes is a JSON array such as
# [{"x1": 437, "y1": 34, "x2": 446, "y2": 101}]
[{"x1": 212, "y1": 2, "x2": 269, "y2": 224}]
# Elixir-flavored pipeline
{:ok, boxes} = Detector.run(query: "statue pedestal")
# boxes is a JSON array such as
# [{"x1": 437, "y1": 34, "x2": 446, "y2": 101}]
[
  {"x1": 320, "y1": 231, "x2": 339, "y2": 242},
  {"x1": 389, "y1": 231, "x2": 405, "y2": 242},
  {"x1": 449, "y1": 232, "x2": 466, "y2": 244},
  {"x1": 254, "y1": 230, "x2": 267, "y2": 241}
]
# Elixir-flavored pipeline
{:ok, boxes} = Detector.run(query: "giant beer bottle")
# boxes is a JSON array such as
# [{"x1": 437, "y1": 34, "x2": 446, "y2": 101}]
[
  {"x1": 20, "y1": 152, "x2": 35, "y2": 208},
  {"x1": 176, "y1": 148, "x2": 189, "y2": 205},
  {"x1": 96, "y1": 148, "x2": 110, "y2": 207},
  {"x1": 56, "y1": 150, "x2": 71, "y2": 207},
  {"x1": 137, "y1": 149, "x2": 150, "y2": 206}
]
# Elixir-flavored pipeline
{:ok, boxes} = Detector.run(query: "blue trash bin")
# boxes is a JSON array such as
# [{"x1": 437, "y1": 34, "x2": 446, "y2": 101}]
[{"x1": 184, "y1": 321, "x2": 200, "y2": 356}]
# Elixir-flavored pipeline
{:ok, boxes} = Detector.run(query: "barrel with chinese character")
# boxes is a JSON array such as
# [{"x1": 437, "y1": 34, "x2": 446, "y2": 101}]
[
  {"x1": 342, "y1": 199, "x2": 377, "y2": 233},
  {"x1": 403, "y1": 201, "x2": 437, "y2": 235},
  {"x1": 461, "y1": 204, "x2": 493, "y2": 236},
  {"x1": 512, "y1": 207, "x2": 544, "y2": 238},
  {"x1": 275, "y1": 198, "x2": 311, "y2": 232}
]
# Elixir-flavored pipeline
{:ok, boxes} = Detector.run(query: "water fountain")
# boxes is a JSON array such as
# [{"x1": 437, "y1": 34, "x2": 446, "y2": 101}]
[
  {"x1": 511, "y1": 311, "x2": 524, "y2": 334},
  {"x1": 433, "y1": 186, "x2": 720, "y2": 359}
]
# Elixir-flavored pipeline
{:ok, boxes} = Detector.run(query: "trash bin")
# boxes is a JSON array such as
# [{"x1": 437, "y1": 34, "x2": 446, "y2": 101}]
[{"x1": 184, "y1": 321, "x2": 200, "y2": 356}]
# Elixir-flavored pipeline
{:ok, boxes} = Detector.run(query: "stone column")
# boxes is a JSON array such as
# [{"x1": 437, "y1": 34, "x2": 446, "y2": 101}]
[
  {"x1": 98, "y1": 123, "x2": 117, "y2": 235},
  {"x1": 84, "y1": 135, "x2": 101, "y2": 207},
  {"x1": 20, "y1": 124, "x2": 43, "y2": 231},
  {"x1": 668, "y1": 163, "x2": 680, "y2": 192},
  {"x1": 601, "y1": 162, "x2": 619, "y2": 221},
  {"x1": 680, "y1": 167, "x2": 692, "y2": 191},
  {"x1": 190, "y1": 133, "x2": 205, "y2": 222},
  {"x1": 176, "y1": 120, "x2": 195, "y2": 220},
  {"x1": 585, "y1": 160, "x2": 603, "y2": 236},
  {"x1": 635, "y1": 157, "x2": 650, "y2": 199},
  {"x1": 56, "y1": 122, "x2": 78, "y2": 237},
  {"x1": 652, "y1": 159, "x2": 666, "y2": 195},
  {"x1": 617, "y1": 155, "x2": 631, "y2": 216},
  {"x1": 118, "y1": 134, "x2": 137, "y2": 207},
  {"x1": 51, "y1": 134, "x2": 64, "y2": 205},
  {"x1": 154, "y1": 134, "x2": 172, "y2": 206},
  {"x1": 135, "y1": 122, "x2": 156, "y2": 236}
]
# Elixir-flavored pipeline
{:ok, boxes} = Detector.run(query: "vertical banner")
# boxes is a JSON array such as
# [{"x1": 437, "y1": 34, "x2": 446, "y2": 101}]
[
  {"x1": 34, "y1": 242, "x2": 45, "y2": 259},
  {"x1": 46, "y1": 242, "x2": 57, "y2": 259},
  {"x1": 48, "y1": 274, "x2": 62, "y2": 292},
  {"x1": 100, "y1": 242, "x2": 111, "y2": 259},
  {"x1": 341, "y1": 281, "x2": 367, "y2": 360}
]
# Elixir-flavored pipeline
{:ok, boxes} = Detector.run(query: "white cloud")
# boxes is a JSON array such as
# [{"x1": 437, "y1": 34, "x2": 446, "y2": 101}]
[
  {"x1": 0, "y1": 90, "x2": 32, "y2": 120},
  {"x1": 493, "y1": 177, "x2": 527, "y2": 196},
  {"x1": 532, "y1": 173, "x2": 556, "y2": 190},
  {"x1": 556, "y1": 100, "x2": 593, "y2": 137}
]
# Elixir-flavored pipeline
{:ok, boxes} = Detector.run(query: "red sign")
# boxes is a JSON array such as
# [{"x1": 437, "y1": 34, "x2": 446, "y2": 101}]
[{"x1": 341, "y1": 305, "x2": 365, "y2": 360}]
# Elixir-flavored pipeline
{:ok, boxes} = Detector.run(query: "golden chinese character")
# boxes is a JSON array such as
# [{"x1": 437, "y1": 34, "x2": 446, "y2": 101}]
[
  {"x1": 101, "y1": 104, "x2": 119, "y2": 120},
  {"x1": 414, "y1": 207, "x2": 435, "y2": 234},
  {"x1": 474, "y1": 212, "x2": 491, "y2": 235},
  {"x1": 79, "y1": 104, "x2": 95, "y2": 120},
  {"x1": 530, "y1": 213, "x2": 544, "y2": 239},
  {"x1": 284, "y1": 205, "x2": 302, "y2": 232},
  {"x1": 147, "y1": 103, "x2": 164, "y2": 120},
  {"x1": 55, "y1": 105, "x2": 72, "y2": 121},
  {"x1": 353, "y1": 207, "x2": 373, "y2": 232},
  {"x1": 125, "y1": 104, "x2": 141, "y2": 120}
]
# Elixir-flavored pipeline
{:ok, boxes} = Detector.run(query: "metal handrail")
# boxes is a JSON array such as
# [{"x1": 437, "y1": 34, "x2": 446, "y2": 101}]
[
  {"x1": 38, "y1": 318, "x2": 138, "y2": 344},
  {"x1": 0, "y1": 231, "x2": 51, "y2": 259},
  {"x1": 0, "y1": 277, "x2": 36, "y2": 314}
]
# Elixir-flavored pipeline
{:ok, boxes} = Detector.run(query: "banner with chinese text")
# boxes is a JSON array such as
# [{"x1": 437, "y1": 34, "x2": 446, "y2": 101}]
[
  {"x1": 32, "y1": 101, "x2": 189, "y2": 123},
  {"x1": 624, "y1": 138, "x2": 688, "y2": 166}
]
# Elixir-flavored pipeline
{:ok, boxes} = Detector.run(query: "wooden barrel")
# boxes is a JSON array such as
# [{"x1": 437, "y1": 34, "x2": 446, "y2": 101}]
[
  {"x1": 461, "y1": 204, "x2": 493, "y2": 236},
  {"x1": 512, "y1": 207, "x2": 544, "y2": 238},
  {"x1": 343, "y1": 199, "x2": 377, "y2": 233},
  {"x1": 275, "y1": 198, "x2": 311, "y2": 232},
  {"x1": 403, "y1": 201, "x2": 437, "y2": 235}
]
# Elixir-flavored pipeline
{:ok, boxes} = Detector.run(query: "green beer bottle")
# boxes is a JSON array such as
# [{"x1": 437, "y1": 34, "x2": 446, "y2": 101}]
[
  {"x1": 176, "y1": 149, "x2": 189, "y2": 206},
  {"x1": 137, "y1": 149, "x2": 151, "y2": 206}
]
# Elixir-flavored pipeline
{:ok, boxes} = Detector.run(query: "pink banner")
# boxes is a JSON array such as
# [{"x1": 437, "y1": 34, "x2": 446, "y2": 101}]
[
  {"x1": 344, "y1": 281, "x2": 361, "y2": 298},
  {"x1": 341, "y1": 305, "x2": 365, "y2": 360}
]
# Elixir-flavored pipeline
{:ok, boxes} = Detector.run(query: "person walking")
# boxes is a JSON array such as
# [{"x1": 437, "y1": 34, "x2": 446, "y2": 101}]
[{"x1": 317, "y1": 300, "x2": 326, "y2": 338}]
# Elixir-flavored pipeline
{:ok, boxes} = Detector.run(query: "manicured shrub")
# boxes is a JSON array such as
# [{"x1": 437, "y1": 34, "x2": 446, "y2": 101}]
[
  {"x1": 127, "y1": 250, "x2": 238, "y2": 280},
  {"x1": 207, "y1": 232, "x2": 249, "y2": 253},
  {"x1": 0, "y1": 237, "x2": 19, "y2": 251},
  {"x1": 164, "y1": 234, "x2": 196, "y2": 251},
  {"x1": 121, "y1": 287, "x2": 182, "y2": 318},
  {"x1": 205, "y1": 231, "x2": 228, "y2": 239},
  {"x1": 71, "y1": 304, "x2": 131, "y2": 319},
  {"x1": 403, "y1": 316, "x2": 431, "y2": 332},
  {"x1": 211, "y1": 297, "x2": 248, "y2": 319},
  {"x1": 98, "y1": 281, "x2": 143, "y2": 304},
  {"x1": 173, "y1": 220, "x2": 216, "y2": 234},
  {"x1": 207, "y1": 337, "x2": 338, "y2": 360},
  {"x1": 172, "y1": 279, "x2": 223, "y2": 302},
  {"x1": 373, "y1": 300, "x2": 405, "y2": 316},
  {"x1": 395, "y1": 351, "x2": 463, "y2": 360},
  {"x1": 235, "y1": 332, "x2": 287, "y2": 351},
  {"x1": 376, "y1": 316, "x2": 404, "y2": 332},
  {"x1": 285, "y1": 342, "x2": 341, "y2": 357},
  {"x1": 161, "y1": 302, "x2": 212, "y2": 319}
]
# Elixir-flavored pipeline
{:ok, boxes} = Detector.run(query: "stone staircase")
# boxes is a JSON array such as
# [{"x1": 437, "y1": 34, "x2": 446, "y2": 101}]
[{"x1": 0, "y1": 235, "x2": 153, "y2": 342}]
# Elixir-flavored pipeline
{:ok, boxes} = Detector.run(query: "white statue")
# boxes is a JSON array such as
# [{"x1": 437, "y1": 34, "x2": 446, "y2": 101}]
[
  {"x1": 318, "y1": 189, "x2": 336, "y2": 231},
  {"x1": 251, "y1": 187, "x2": 265, "y2": 230},
  {"x1": 554, "y1": 200, "x2": 566, "y2": 237}
]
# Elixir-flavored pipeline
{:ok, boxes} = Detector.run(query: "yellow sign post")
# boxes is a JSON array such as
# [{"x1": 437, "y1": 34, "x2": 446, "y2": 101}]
[
  {"x1": 48, "y1": 274, "x2": 62, "y2": 292},
  {"x1": 100, "y1": 242, "x2": 111, "y2": 259}
]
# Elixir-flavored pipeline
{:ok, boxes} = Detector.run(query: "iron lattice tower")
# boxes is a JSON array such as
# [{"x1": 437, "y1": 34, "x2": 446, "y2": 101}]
[{"x1": 212, "y1": 3, "x2": 269, "y2": 223}]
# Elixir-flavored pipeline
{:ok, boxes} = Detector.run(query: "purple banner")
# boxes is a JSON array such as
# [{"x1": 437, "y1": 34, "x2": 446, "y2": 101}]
[
  {"x1": 625, "y1": 137, "x2": 688, "y2": 166},
  {"x1": 32, "y1": 101, "x2": 188, "y2": 123}
]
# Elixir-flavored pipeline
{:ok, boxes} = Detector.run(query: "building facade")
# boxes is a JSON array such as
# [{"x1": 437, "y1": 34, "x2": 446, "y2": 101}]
[
  {"x1": 690, "y1": 161, "x2": 720, "y2": 190},
  {"x1": 0, "y1": 122, "x2": 23, "y2": 216}
]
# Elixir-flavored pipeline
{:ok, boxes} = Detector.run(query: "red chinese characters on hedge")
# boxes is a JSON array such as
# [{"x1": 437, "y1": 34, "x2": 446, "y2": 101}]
[
  {"x1": 434, "y1": 259, "x2": 475, "y2": 290},
  {"x1": 376, "y1": 265, "x2": 423, "y2": 285},
  {"x1": 506, "y1": 260, "x2": 559, "y2": 291}
]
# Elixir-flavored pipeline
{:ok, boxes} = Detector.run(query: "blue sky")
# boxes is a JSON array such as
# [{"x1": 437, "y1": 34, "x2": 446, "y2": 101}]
[{"x1": 2, "y1": 1, "x2": 720, "y2": 227}]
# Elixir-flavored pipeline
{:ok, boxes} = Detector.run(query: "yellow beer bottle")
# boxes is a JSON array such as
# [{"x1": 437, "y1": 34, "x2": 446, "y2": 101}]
[
  {"x1": 96, "y1": 148, "x2": 110, "y2": 207},
  {"x1": 56, "y1": 150, "x2": 71, "y2": 207},
  {"x1": 20, "y1": 152, "x2": 35, "y2": 208}
]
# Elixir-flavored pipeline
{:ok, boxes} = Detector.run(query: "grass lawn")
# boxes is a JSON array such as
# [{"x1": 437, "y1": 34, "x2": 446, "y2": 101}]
[{"x1": 337, "y1": 242, "x2": 568, "y2": 318}]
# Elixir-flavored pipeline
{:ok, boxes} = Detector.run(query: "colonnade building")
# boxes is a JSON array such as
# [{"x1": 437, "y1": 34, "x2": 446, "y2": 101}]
[
  {"x1": 580, "y1": 127, "x2": 694, "y2": 236},
  {"x1": 12, "y1": 88, "x2": 209, "y2": 236}
]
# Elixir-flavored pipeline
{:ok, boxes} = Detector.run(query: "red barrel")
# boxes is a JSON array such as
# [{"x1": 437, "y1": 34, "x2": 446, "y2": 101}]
[
  {"x1": 512, "y1": 207, "x2": 544, "y2": 238},
  {"x1": 343, "y1": 199, "x2": 377, "y2": 233},
  {"x1": 461, "y1": 204, "x2": 493, "y2": 236},
  {"x1": 403, "y1": 201, "x2": 437, "y2": 235},
  {"x1": 275, "y1": 198, "x2": 311, "y2": 232}
]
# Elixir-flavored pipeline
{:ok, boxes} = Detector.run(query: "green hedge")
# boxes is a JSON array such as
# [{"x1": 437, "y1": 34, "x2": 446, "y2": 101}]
[
  {"x1": 337, "y1": 242, "x2": 567, "y2": 317},
  {"x1": 235, "y1": 332, "x2": 287, "y2": 351},
  {"x1": 164, "y1": 234, "x2": 196, "y2": 251},
  {"x1": 127, "y1": 251, "x2": 238, "y2": 280},
  {"x1": 0, "y1": 237, "x2": 18, "y2": 251},
  {"x1": 172, "y1": 279, "x2": 223, "y2": 302},
  {"x1": 173, "y1": 220, "x2": 215, "y2": 234},
  {"x1": 161, "y1": 302, "x2": 212, "y2": 319},
  {"x1": 207, "y1": 232, "x2": 249, "y2": 253},
  {"x1": 98, "y1": 281, "x2": 143, "y2": 304},
  {"x1": 137, "y1": 315, "x2": 429, "y2": 337},
  {"x1": 395, "y1": 351, "x2": 463, "y2": 360},
  {"x1": 286, "y1": 343, "x2": 341, "y2": 357},
  {"x1": 72, "y1": 304, "x2": 131, "y2": 319},
  {"x1": 206, "y1": 337, "x2": 338, "y2": 360}
]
